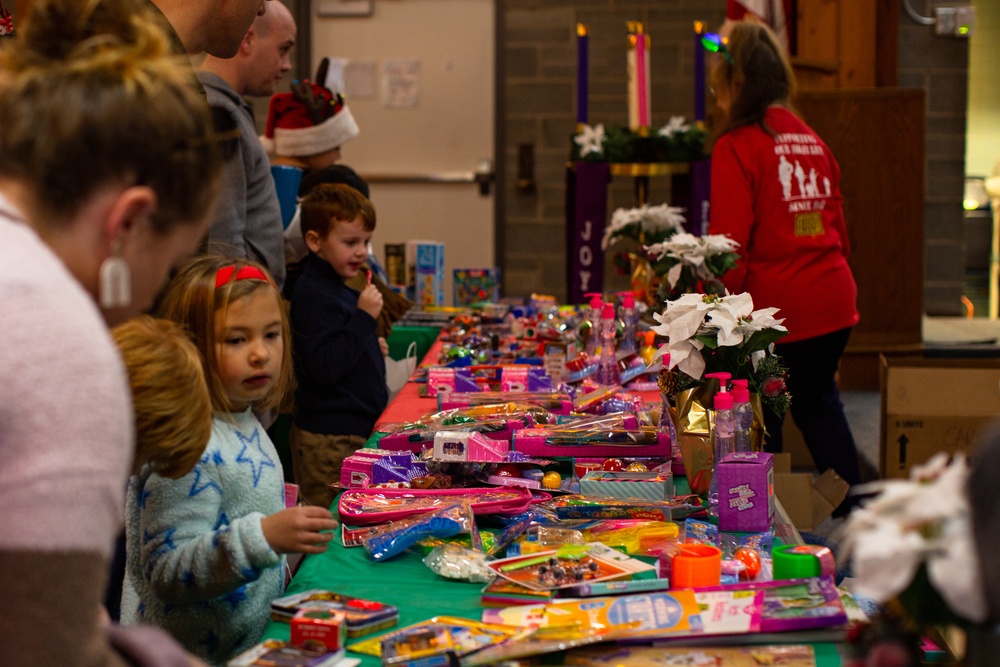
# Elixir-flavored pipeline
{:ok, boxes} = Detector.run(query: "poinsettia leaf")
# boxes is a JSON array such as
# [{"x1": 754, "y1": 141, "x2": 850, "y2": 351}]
[
  {"x1": 695, "y1": 334, "x2": 718, "y2": 350},
  {"x1": 743, "y1": 328, "x2": 788, "y2": 353}
]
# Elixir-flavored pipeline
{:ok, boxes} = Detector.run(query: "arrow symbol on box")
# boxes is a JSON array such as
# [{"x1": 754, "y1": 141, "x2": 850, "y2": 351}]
[{"x1": 897, "y1": 434, "x2": 909, "y2": 467}]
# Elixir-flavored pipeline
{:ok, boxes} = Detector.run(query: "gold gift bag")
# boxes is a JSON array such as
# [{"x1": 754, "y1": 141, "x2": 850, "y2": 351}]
[{"x1": 671, "y1": 381, "x2": 767, "y2": 497}]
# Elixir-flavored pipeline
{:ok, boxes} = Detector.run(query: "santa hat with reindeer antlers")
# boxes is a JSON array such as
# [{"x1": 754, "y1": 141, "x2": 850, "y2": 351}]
[{"x1": 261, "y1": 58, "x2": 359, "y2": 157}]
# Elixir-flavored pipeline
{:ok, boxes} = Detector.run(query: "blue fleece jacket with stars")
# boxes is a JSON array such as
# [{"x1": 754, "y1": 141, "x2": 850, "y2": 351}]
[{"x1": 121, "y1": 410, "x2": 285, "y2": 666}]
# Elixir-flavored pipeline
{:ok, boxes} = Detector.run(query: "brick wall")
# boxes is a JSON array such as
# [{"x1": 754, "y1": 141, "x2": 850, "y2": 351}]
[
  {"x1": 501, "y1": 0, "x2": 727, "y2": 300},
  {"x1": 898, "y1": 2, "x2": 969, "y2": 316},
  {"x1": 500, "y1": 0, "x2": 971, "y2": 317}
]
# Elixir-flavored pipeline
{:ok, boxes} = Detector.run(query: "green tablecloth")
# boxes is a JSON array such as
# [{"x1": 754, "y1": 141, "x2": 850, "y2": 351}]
[{"x1": 261, "y1": 515, "x2": 845, "y2": 667}]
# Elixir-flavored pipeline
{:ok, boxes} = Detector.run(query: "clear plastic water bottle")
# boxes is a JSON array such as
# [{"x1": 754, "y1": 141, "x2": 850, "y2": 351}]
[
  {"x1": 708, "y1": 389, "x2": 736, "y2": 506},
  {"x1": 732, "y1": 382, "x2": 753, "y2": 452},
  {"x1": 617, "y1": 291, "x2": 638, "y2": 356},
  {"x1": 581, "y1": 292, "x2": 603, "y2": 357},
  {"x1": 595, "y1": 303, "x2": 621, "y2": 385},
  {"x1": 656, "y1": 351, "x2": 684, "y2": 476}
]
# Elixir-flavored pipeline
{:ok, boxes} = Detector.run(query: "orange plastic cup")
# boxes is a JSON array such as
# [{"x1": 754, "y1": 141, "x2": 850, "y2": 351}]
[{"x1": 671, "y1": 544, "x2": 722, "y2": 588}]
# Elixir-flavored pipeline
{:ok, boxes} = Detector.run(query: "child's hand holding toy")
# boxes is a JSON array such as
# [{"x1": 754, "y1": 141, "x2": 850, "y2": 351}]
[{"x1": 358, "y1": 283, "x2": 384, "y2": 319}]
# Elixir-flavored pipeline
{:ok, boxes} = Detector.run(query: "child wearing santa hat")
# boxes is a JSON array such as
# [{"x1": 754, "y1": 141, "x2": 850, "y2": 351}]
[{"x1": 262, "y1": 75, "x2": 360, "y2": 171}]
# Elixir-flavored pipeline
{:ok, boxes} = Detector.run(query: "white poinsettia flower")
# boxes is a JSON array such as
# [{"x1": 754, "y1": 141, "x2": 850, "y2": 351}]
[
  {"x1": 844, "y1": 454, "x2": 987, "y2": 625},
  {"x1": 668, "y1": 337, "x2": 707, "y2": 378},
  {"x1": 657, "y1": 115, "x2": 690, "y2": 137},
  {"x1": 701, "y1": 233, "x2": 741, "y2": 254},
  {"x1": 665, "y1": 263, "x2": 684, "y2": 290},
  {"x1": 602, "y1": 203, "x2": 687, "y2": 250},
  {"x1": 904, "y1": 457, "x2": 972, "y2": 524},
  {"x1": 928, "y1": 515, "x2": 988, "y2": 624},
  {"x1": 847, "y1": 518, "x2": 926, "y2": 603},
  {"x1": 574, "y1": 123, "x2": 605, "y2": 158},
  {"x1": 643, "y1": 204, "x2": 688, "y2": 234},
  {"x1": 651, "y1": 293, "x2": 714, "y2": 341}
]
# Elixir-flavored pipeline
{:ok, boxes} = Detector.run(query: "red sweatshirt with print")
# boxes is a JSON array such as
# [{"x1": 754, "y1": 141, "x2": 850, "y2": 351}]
[{"x1": 708, "y1": 106, "x2": 859, "y2": 344}]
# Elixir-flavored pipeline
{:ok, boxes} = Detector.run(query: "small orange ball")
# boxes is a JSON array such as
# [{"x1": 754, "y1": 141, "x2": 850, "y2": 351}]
[
  {"x1": 625, "y1": 462, "x2": 648, "y2": 472},
  {"x1": 733, "y1": 546, "x2": 762, "y2": 580}
]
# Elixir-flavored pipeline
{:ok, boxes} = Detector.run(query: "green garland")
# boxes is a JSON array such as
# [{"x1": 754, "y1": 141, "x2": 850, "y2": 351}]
[{"x1": 571, "y1": 123, "x2": 708, "y2": 164}]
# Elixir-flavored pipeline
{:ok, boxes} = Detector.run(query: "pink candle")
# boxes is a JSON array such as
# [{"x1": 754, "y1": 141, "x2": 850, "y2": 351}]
[
  {"x1": 636, "y1": 32, "x2": 650, "y2": 128},
  {"x1": 577, "y1": 24, "x2": 588, "y2": 127},
  {"x1": 627, "y1": 23, "x2": 651, "y2": 133}
]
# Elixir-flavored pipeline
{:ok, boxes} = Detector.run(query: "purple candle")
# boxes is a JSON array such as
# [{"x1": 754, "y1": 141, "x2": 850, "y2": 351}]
[
  {"x1": 577, "y1": 23, "x2": 588, "y2": 127},
  {"x1": 694, "y1": 21, "x2": 706, "y2": 121}
]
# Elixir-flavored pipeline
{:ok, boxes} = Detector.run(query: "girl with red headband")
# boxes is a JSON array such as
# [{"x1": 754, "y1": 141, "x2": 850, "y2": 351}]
[{"x1": 122, "y1": 255, "x2": 338, "y2": 664}]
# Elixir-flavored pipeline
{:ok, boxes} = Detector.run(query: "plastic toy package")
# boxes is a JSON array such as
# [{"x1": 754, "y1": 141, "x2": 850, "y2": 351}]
[
  {"x1": 486, "y1": 543, "x2": 655, "y2": 592},
  {"x1": 423, "y1": 543, "x2": 493, "y2": 583},
  {"x1": 543, "y1": 494, "x2": 704, "y2": 522},
  {"x1": 338, "y1": 486, "x2": 544, "y2": 525},
  {"x1": 512, "y1": 426, "x2": 671, "y2": 458},
  {"x1": 363, "y1": 500, "x2": 480, "y2": 562},
  {"x1": 349, "y1": 616, "x2": 522, "y2": 660},
  {"x1": 226, "y1": 639, "x2": 344, "y2": 667},
  {"x1": 439, "y1": 391, "x2": 573, "y2": 414}
]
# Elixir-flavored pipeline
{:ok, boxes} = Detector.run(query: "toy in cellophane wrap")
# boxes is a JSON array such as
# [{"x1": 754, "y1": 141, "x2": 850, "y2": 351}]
[
  {"x1": 439, "y1": 391, "x2": 574, "y2": 414},
  {"x1": 337, "y1": 486, "x2": 544, "y2": 525},
  {"x1": 512, "y1": 425, "x2": 670, "y2": 458},
  {"x1": 542, "y1": 494, "x2": 704, "y2": 522},
  {"x1": 362, "y1": 500, "x2": 480, "y2": 562},
  {"x1": 423, "y1": 543, "x2": 493, "y2": 582},
  {"x1": 486, "y1": 543, "x2": 655, "y2": 592},
  {"x1": 348, "y1": 616, "x2": 521, "y2": 664}
]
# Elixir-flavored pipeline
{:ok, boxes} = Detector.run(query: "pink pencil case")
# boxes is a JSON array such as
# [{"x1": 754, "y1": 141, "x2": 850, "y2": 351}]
[{"x1": 337, "y1": 486, "x2": 549, "y2": 526}]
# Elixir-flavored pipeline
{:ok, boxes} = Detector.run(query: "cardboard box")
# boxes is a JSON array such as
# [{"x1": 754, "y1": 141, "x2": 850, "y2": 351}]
[
  {"x1": 453, "y1": 268, "x2": 500, "y2": 306},
  {"x1": 579, "y1": 470, "x2": 674, "y2": 501},
  {"x1": 880, "y1": 355, "x2": 1000, "y2": 478},
  {"x1": 716, "y1": 452, "x2": 774, "y2": 532},
  {"x1": 406, "y1": 240, "x2": 445, "y2": 306},
  {"x1": 771, "y1": 453, "x2": 848, "y2": 531}
]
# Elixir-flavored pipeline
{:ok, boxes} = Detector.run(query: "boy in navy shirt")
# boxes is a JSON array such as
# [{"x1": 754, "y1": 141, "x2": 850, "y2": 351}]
[{"x1": 289, "y1": 183, "x2": 388, "y2": 507}]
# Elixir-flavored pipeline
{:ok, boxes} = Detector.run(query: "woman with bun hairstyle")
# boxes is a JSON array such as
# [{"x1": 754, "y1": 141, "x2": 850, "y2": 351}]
[
  {"x1": 0, "y1": 0, "x2": 225, "y2": 664},
  {"x1": 707, "y1": 20, "x2": 862, "y2": 494}
]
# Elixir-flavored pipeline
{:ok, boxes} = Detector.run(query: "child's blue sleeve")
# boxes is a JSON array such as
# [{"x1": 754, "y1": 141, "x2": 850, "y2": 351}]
[{"x1": 137, "y1": 450, "x2": 281, "y2": 604}]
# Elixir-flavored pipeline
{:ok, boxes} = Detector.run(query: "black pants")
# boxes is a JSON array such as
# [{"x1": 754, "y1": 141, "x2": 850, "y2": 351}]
[{"x1": 763, "y1": 327, "x2": 862, "y2": 486}]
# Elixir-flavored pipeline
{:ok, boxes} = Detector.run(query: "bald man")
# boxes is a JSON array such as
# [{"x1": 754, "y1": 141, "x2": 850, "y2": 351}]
[
  {"x1": 197, "y1": 1, "x2": 296, "y2": 286},
  {"x1": 149, "y1": 0, "x2": 273, "y2": 58}
]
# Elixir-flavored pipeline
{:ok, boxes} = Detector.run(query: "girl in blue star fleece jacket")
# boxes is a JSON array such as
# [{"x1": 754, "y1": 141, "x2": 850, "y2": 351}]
[{"x1": 121, "y1": 257, "x2": 338, "y2": 666}]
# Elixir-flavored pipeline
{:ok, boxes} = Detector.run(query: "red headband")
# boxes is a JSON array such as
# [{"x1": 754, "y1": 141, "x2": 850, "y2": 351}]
[{"x1": 215, "y1": 265, "x2": 269, "y2": 288}]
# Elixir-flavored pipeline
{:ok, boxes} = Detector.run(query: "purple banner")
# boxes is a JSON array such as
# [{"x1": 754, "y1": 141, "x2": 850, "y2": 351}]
[
  {"x1": 565, "y1": 162, "x2": 610, "y2": 304},
  {"x1": 671, "y1": 157, "x2": 712, "y2": 236}
]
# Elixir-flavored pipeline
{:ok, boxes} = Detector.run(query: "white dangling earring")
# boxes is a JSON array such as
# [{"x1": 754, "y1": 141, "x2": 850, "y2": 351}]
[{"x1": 99, "y1": 240, "x2": 131, "y2": 309}]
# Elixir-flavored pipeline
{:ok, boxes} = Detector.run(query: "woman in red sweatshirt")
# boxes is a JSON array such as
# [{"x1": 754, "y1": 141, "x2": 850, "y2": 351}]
[{"x1": 708, "y1": 20, "x2": 862, "y2": 491}]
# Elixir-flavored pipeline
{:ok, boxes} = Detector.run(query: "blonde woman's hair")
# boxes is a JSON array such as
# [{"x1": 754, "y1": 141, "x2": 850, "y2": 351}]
[
  {"x1": 156, "y1": 255, "x2": 293, "y2": 414},
  {"x1": 112, "y1": 316, "x2": 213, "y2": 479},
  {"x1": 0, "y1": 0, "x2": 223, "y2": 232},
  {"x1": 711, "y1": 20, "x2": 797, "y2": 139}
]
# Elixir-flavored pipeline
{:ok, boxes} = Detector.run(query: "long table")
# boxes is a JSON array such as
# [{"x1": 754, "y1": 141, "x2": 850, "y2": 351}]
[{"x1": 262, "y1": 333, "x2": 845, "y2": 666}]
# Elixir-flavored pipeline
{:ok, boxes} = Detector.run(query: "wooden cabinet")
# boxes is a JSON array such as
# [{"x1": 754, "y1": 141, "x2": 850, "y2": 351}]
[
  {"x1": 796, "y1": 88, "x2": 925, "y2": 388},
  {"x1": 794, "y1": 0, "x2": 899, "y2": 89}
]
